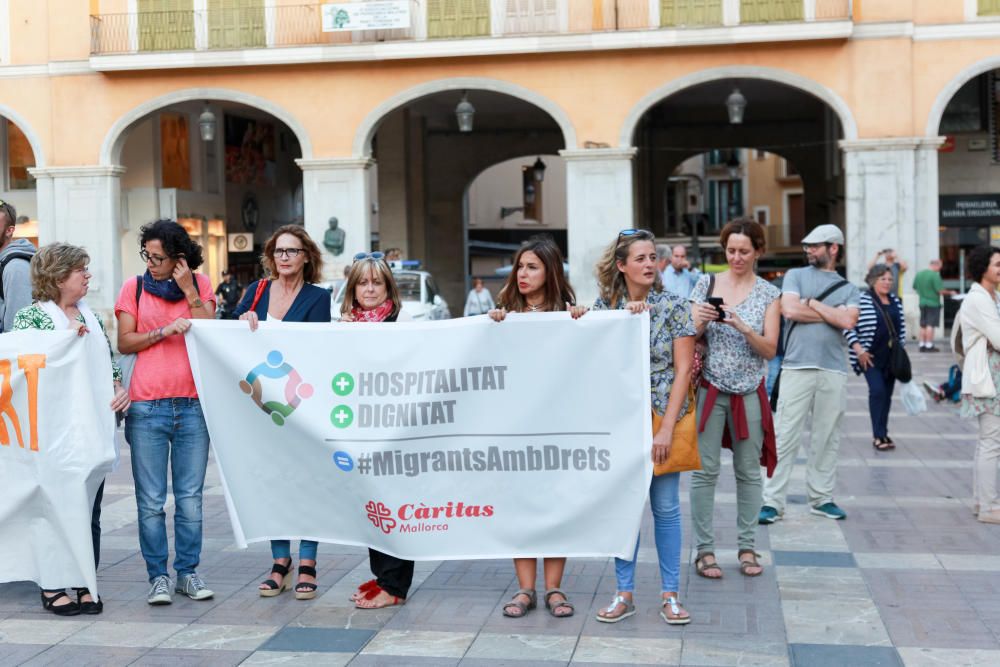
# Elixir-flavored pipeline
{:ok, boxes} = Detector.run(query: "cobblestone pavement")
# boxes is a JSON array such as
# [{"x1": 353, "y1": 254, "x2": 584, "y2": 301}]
[{"x1": 2, "y1": 351, "x2": 998, "y2": 666}]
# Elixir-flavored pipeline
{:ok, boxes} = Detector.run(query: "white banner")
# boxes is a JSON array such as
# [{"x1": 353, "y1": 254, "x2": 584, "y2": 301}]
[
  {"x1": 321, "y1": 1, "x2": 411, "y2": 32},
  {"x1": 186, "y1": 312, "x2": 652, "y2": 560},
  {"x1": 0, "y1": 331, "x2": 115, "y2": 595}
]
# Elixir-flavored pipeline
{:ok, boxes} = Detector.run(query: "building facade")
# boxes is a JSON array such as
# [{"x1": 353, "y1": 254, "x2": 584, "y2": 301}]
[{"x1": 2, "y1": 0, "x2": 1000, "y2": 317}]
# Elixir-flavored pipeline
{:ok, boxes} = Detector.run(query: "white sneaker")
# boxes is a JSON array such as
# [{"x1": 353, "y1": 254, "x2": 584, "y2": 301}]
[
  {"x1": 176, "y1": 572, "x2": 214, "y2": 600},
  {"x1": 147, "y1": 575, "x2": 172, "y2": 605}
]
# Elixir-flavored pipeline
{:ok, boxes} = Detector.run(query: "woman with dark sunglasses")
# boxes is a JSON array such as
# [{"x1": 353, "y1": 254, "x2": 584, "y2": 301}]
[
  {"x1": 233, "y1": 225, "x2": 330, "y2": 600},
  {"x1": 488, "y1": 236, "x2": 587, "y2": 619},
  {"x1": 341, "y1": 251, "x2": 415, "y2": 608},
  {"x1": 593, "y1": 228, "x2": 695, "y2": 626}
]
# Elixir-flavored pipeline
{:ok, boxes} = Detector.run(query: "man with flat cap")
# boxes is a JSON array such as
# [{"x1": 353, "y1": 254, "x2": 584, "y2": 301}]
[{"x1": 759, "y1": 224, "x2": 860, "y2": 524}]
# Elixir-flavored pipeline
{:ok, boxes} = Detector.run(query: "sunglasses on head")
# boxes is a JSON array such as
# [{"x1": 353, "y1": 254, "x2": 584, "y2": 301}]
[
  {"x1": 353, "y1": 251, "x2": 385, "y2": 262},
  {"x1": 616, "y1": 228, "x2": 652, "y2": 245}
]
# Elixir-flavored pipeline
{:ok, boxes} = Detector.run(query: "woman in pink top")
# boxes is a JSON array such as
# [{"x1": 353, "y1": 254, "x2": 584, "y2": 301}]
[{"x1": 115, "y1": 219, "x2": 217, "y2": 606}]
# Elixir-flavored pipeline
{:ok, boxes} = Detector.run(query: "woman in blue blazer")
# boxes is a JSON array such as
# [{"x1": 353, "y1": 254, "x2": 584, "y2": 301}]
[{"x1": 233, "y1": 225, "x2": 331, "y2": 599}]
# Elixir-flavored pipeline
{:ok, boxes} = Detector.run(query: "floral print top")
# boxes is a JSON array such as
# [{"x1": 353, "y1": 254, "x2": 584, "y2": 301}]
[
  {"x1": 962, "y1": 346, "x2": 1000, "y2": 418},
  {"x1": 690, "y1": 275, "x2": 780, "y2": 395},
  {"x1": 594, "y1": 289, "x2": 696, "y2": 417},
  {"x1": 13, "y1": 303, "x2": 123, "y2": 384}
]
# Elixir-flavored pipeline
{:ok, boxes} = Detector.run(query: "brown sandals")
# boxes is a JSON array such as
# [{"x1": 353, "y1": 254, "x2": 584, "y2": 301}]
[
  {"x1": 695, "y1": 553, "x2": 723, "y2": 579},
  {"x1": 502, "y1": 588, "x2": 537, "y2": 617},
  {"x1": 738, "y1": 549, "x2": 763, "y2": 577}
]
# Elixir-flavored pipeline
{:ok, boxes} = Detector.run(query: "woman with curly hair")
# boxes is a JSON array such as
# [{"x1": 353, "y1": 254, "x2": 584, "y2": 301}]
[
  {"x1": 115, "y1": 219, "x2": 217, "y2": 606},
  {"x1": 15, "y1": 243, "x2": 130, "y2": 615},
  {"x1": 592, "y1": 229, "x2": 694, "y2": 626},
  {"x1": 488, "y1": 236, "x2": 587, "y2": 619},
  {"x1": 234, "y1": 224, "x2": 330, "y2": 600}
]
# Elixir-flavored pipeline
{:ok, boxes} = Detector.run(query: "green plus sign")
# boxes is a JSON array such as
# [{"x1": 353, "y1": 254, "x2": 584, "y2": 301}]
[
  {"x1": 330, "y1": 404, "x2": 354, "y2": 428},
  {"x1": 332, "y1": 372, "x2": 355, "y2": 397}
]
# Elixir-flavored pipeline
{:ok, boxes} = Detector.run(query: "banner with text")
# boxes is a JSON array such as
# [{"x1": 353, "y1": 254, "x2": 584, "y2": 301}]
[
  {"x1": 0, "y1": 331, "x2": 115, "y2": 595},
  {"x1": 322, "y1": 1, "x2": 411, "y2": 32},
  {"x1": 187, "y1": 312, "x2": 652, "y2": 560}
]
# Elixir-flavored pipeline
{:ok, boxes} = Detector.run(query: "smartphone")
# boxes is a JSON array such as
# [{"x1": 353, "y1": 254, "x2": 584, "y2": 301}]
[{"x1": 707, "y1": 297, "x2": 726, "y2": 321}]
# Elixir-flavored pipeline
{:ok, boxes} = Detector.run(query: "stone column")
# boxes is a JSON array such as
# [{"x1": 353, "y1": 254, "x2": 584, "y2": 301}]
[
  {"x1": 841, "y1": 137, "x2": 944, "y2": 333},
  {"x1": 560, "y1": 148, "x2": 636, "y2": 307},
  {"x1": 296, "y1": 157, "x2": 374, "y2": 282},
  {"x1": 29, "y1": 165, "x2": 126, "y2": 315}
]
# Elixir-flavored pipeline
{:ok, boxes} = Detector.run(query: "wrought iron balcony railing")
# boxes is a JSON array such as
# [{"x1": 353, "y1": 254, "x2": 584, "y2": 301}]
[{"x1": 89, "y1": 0, "x2": 853, "y2": 57}]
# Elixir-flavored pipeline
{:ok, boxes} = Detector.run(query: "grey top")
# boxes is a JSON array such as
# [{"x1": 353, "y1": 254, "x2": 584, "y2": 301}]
[
  {"x1": 691, "y1": 274, "x2": 780, "y2": 394},
  {"x1": 0, "y1": 239, "x2": 37, "y2": 333},
  {"x1": 780, "y1": 266, "x2": 860, "y2": 375}
]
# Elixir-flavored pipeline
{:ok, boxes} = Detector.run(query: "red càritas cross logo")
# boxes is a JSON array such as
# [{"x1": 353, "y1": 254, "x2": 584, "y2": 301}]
[{"x1": 365, "y1": 501, "x2": 396, "y2": 534}]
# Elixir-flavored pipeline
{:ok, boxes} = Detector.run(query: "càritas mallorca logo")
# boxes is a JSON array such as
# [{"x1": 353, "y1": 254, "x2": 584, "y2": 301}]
[
  {"x1": 365, "y1": 499, "x2": 494, "y2": 535},
  {"x1": 239, "y1": 350, "x2": 313, "y2": 426}
]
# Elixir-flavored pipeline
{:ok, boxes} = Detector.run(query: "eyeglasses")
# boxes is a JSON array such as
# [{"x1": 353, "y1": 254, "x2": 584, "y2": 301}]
[
  {"x1": 273, "y1": 248, "x2": 304, "y2": 259},
  {"x1": 139, "y1": 249, "x2": 169, "y2": 266},
  {"x1": 353, "y1": 251, "x2": 385, "y2": 262}
]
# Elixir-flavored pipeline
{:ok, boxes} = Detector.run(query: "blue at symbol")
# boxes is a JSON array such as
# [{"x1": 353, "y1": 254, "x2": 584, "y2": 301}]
[{"x1": 333, "y1": 451, "x2": 354, "y2": 472}]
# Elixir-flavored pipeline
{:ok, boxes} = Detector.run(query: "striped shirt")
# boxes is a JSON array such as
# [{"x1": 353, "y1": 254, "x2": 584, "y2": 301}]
[{"x1": 844, "y1": 291, "x2": 906, "y2": 374}]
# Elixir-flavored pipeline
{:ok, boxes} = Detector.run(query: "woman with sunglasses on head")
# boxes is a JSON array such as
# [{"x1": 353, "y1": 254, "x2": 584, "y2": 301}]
[
  {"x1": 593, "y1": 228, "x2": 694, "y2": 626},
  {"x1": 115, "y1": 219, "x2": 217, "y2": 606},
  {"x1": 233, "y1": 225, "x2": 330, "y2": 600},
  {"x1": 342, "y1": 251, "x2": 414, "y2": 608},
  {"x1": 488, "y1": 236, "x2": 587, "y2": 619},
  {"x1": 688, "y1": 219, "x2": 779, "y2": 580}
]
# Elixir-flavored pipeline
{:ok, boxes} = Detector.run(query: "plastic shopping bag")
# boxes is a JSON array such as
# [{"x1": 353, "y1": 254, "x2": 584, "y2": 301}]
[{"x1": 900, "y1": 381, "x2": 927, "y2": 416}]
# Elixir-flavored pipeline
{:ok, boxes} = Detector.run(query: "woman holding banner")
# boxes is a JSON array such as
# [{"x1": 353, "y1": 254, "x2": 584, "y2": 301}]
[
  {"x1": 341, "y1": 251, "x2": 414, "y2": 608},
  {"x1": 116, "y1": 219, "x2": 217, "y2": 606},
  {"x1": 688, "y1": 219, "x2": 779, "y2": 579},
  {"x1": 593, "y1": 229, "x2": 694, "y2": 625},
  {"x1": 14, "y1": 243, "x2": 130, "y2": 615},
  {"x1": 488, "y1": 236, "x2": 587, "y2": 619},
  {"x1": 234, "y1": 225, "x2": 330, "y2": 600}
]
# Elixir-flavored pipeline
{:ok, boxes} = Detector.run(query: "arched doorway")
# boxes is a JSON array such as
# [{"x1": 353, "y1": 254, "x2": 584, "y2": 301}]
[
  {"x1": 363, "y1": 83, "x2": 573, "y2": 311},
  {"x1": 0, "y1": 110, "x2": 42, "y2": 247},
  {"x1": 628, "y1": 76, "x2": 846, "y2": 277},
  {"x1": 112, "y1": 98, "x2": 305, "y2": 291},
  {"x1": 929, "y1": 63, "x2": 1000, "y2": 327}
]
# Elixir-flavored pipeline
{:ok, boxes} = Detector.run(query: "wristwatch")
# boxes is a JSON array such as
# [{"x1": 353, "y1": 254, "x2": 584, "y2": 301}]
[{"x1": 189, "y1": 297, "x2": 204, "y2": 309}]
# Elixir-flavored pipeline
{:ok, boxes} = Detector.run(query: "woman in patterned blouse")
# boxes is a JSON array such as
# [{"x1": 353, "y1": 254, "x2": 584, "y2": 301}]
[
  {"x1": 688, "y1": 219, "x2": 780, "y2": 580},
  {"x1": 14, "y1": 243, "x2": 129, "y2": 616},
  {"x1": 592, "y1": 229, "x2": 695, "y2": 626}
]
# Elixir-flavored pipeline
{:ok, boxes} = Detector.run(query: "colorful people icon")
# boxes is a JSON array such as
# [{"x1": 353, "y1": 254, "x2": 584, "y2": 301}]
[{"x1": 239, "y1": 350, "x2": 313, "y2": 425}]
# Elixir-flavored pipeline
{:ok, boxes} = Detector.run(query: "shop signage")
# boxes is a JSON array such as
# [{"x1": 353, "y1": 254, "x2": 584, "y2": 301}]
[
  {"x1": 321, "y1": 1, "x2": 411, "y2": 32},
  {"x1": 939, "y1": 194, "x2": 1000, "y2": 226},
  {"x1": 228, "y1": 233, "x2": 254, "y2": 253}
]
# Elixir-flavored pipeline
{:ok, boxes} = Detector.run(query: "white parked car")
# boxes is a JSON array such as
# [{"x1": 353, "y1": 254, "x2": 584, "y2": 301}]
[{"x1": 331, "y1": 269, "x2": 450, "y2": 321}]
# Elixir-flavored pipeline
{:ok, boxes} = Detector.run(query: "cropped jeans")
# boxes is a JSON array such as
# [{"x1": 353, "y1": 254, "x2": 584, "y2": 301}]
[
  {"x1": 272, "y1": 540, "x2": 318, "y2": 562},
  {"x1": 125, "y1": 398, "x2": 210, "y2": 583},
  {"x1": 614, "y1": 472, "x2": 681, "y2": 593}
]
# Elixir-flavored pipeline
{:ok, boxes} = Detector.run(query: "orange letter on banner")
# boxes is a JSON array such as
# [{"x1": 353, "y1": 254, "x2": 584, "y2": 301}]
[
  {"x1": 0, "y1": 359, "x2": 24, "y2": 448},
  {"x1": 18, "y1": 354, "x2": 45, "y2": 452}
]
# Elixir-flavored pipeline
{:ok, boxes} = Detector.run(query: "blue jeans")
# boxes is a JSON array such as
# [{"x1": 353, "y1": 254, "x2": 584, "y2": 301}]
[
  {"x1": 272, "y1": 540, "x2": 318, "y2": 561},
  {"x1": 125, "y1": 398, "x2": 210, "y2": 582},
  {"x1": 614, "y1": 472, "x2": 681, "y2": 593},
  {"x1": 864, "y1": 364, "x2": 895, "y2": 440},
  {"x1": 766, "y1": 355, "x2": 783, "y2": 396}
]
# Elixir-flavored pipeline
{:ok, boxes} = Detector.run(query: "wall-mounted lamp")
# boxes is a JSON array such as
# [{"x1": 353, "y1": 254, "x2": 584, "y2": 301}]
[
  {"x1": 199, "y1": 103, "x2": 216, "y2": 142},
  {"x1": 532, "y1": 157, "x2": 547, "y2": 182},
  {"x1": 726, "y1": 88, "x2": 746, "y2": 125},
  {"x1": 455, "y1": 92, "x2": 475, "y2": 133},
  {"x1": 726, "y1": 151, "x2": 741, "y2": 179}
]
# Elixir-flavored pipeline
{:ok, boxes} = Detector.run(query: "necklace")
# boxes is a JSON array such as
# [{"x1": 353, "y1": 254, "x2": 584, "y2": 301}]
[{"x1": 526, "y1": 303, "x2": 542, "y2": 312}]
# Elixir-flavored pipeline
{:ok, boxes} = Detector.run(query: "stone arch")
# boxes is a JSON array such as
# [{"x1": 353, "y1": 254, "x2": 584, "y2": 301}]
[
  {"x1": 100, "y1": 87, "x2": 313, "y2": 166},
  {"x1": 925, "y1": 56, "x2": 1000, "y2": 136},
  {"x1": 0, "y1": 103, "x2": 46, "y2": 168},
  {"x1": 353, "y1": 77, "x2": 578, "y2": 157},
  {"x1": 618, "y1": 65, "x2": 859, "y2": 147}
]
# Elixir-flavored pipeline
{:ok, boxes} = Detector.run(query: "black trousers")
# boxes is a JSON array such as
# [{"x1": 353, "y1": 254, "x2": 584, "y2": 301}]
[
  {"x1": 369, "y1": 548, "x2": 413, "y2": 598},
  {"x1": 44, "y1": 479, "x2": 104, "y2": 594}
]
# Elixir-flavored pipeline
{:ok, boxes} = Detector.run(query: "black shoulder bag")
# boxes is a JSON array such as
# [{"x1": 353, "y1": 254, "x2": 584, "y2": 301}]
[
  {"x1": 870, "y1": 292, "x2": 912, "y2": 383},
  {"x1": 769, "y1": 278, "x2": 849, "y2": 411}
]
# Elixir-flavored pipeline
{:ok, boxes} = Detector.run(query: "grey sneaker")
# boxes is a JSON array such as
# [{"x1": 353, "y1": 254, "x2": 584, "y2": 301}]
[
  {"x1": 147, "y1": 575, "x2": 172, "y2": 605},
  {"x1": 176, "y1": 572, "x2": 214, "y2": 600}
]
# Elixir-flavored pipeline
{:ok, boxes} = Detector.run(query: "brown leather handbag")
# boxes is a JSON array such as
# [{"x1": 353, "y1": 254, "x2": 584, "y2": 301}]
[{"x1": 652, "y1": 386, "x2": 701, "y2": 475}]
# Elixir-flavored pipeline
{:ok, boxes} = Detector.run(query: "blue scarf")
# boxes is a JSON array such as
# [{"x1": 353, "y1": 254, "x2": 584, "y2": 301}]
[{"x1": 142, "y1": 271, "x2": 187, "y2": 302}]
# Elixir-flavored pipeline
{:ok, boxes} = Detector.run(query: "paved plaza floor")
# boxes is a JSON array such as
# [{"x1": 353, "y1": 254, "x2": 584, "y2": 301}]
[{"x1": 2, "y1": 350, "x2": 998, "y2": 666}]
